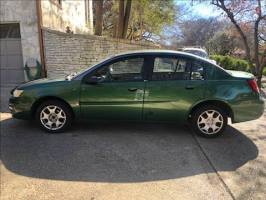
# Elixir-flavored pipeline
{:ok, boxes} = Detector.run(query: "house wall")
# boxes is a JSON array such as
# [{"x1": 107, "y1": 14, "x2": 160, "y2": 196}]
[
  {"x1": 41, "y1": 0, "x2": 92, "y2": 34},
  {"x1": 0, "y1": 0, "x2": 41, "y2": 68},
  {"x1": 43, "y1": 29, "x2": 160, "y2": 78}
]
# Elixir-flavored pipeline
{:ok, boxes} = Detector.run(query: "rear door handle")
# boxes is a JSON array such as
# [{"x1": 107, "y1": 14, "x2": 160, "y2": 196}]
[
  {"x1": 128, "y1": 88, "x2": 138, "y2": 92},
  {"x1": 185, "y1": 85, "x2": 194, "y2": 90}
]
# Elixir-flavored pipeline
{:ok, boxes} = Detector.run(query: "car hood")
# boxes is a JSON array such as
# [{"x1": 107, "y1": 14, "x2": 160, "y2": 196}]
[
  {"x1": 226, "y1": 70, "x2": 254, "y2": 79},
  {"x1": 17, "y1": 78, "x2": 67, "y2": 89}
]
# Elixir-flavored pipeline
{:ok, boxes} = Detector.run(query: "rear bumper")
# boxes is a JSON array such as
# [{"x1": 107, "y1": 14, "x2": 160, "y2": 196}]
[{"x1": 232, "y1": 95, "x2": 264, "y2": 123}]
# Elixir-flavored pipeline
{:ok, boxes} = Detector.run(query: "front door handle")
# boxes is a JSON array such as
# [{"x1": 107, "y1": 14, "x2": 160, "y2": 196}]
[
  {"x1": 185, "y1": 85, "x2": 194, "y2": 90},
  {"x1": 128, "y1": 88, "x2": 138, "y2": 92}
]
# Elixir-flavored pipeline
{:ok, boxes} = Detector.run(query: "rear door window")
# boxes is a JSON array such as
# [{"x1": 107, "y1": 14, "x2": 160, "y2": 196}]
[{"x1": 151, "y1": 57, "x2": 190, "y2": 81}]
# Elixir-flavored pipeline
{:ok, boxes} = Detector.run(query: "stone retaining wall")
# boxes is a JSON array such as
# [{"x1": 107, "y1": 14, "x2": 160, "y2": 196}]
[{"x1": 43, "y1": 29, "x2": 160, "y2": 78}]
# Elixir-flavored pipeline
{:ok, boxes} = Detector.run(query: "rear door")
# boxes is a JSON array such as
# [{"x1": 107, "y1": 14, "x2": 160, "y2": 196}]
[{"x1": 143, "y1": 55, "x2": 206, "y2": 122}]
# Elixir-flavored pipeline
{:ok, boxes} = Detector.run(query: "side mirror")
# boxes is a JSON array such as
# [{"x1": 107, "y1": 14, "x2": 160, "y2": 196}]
[{"x1": 85, "y1": 75, "x2": 104, "y2": 84}]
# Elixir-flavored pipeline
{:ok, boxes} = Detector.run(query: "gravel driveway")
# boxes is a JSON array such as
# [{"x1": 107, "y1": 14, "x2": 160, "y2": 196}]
[{"x1": 1, "y1": 106, "x2": 265, "y2": 200}]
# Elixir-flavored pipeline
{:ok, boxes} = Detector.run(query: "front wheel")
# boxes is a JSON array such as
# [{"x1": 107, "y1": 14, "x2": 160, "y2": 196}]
[
  {"x1": 191, "y1": 105, "x2": 227, "y2": 138},
  {"x1": 36, "y1": 100, "x2": 73, "y2": 133}
]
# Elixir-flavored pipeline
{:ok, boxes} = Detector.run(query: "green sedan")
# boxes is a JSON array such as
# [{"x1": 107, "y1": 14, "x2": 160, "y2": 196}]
[{"x1": 9, "y1": 50, "x2": 264, "y2": 137}]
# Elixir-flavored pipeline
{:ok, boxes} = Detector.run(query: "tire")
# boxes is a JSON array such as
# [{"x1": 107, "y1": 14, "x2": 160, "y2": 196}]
[
  {"x1": 191, "y1": 105, "x2": 227, "y2": 138},
  {"x1": 35, "y1": 100, "x2": 73, "y2": 133}
]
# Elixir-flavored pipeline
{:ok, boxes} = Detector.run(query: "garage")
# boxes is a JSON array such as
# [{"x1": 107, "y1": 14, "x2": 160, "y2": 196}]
[
  {"x1": 0, "y1": 23, "x2": 24, "y2": 86},
  {"x1": 0, "y1": 23, "x2": 24, "y2": 111}
]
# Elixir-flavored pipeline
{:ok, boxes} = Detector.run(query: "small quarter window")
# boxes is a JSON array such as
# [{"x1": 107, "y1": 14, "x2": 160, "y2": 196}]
[{"x1": 191, "y1": 61, "x2": 205, "y2": 80}]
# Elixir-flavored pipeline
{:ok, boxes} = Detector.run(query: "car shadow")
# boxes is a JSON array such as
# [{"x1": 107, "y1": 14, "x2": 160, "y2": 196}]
[{"x1": 1, "y1": 117, "x2": 258, "y2": 183}]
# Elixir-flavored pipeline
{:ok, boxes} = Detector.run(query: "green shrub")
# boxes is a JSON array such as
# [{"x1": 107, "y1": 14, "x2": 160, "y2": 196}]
[
  {"x1": 210, "y1": 55, "x2": 250, "y2": 72},
  {"x1": 263, "y1": 67, "x2": 266, "y2": 76}
]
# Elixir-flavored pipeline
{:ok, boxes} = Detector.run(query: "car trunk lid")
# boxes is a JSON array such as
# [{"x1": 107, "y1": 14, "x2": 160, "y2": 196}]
[
  {"x1": 226, "y1": 70, "x2": 260, "y2": 93},
  {"x1": 226, "y1": 70, "x2": 254, "y2": 79}
]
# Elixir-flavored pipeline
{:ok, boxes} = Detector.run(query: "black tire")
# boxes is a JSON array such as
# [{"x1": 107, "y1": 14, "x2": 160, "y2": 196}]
[
  {"x1": 191, "y1": 105, "x2": 227, "y2": 138},
  {"x1": 35, "y1": 100, "x2": 73, "y2": 133}
]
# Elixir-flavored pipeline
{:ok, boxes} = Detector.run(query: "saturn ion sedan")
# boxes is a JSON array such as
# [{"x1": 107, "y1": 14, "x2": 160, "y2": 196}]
[{"x1": 9, "y1": 50, "x2": 264, "y2": 137}]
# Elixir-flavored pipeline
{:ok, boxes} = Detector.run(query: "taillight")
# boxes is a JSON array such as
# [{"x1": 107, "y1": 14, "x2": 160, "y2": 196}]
[{"x1": 247, "y1": 79, "x2": 259, "y2": 93}]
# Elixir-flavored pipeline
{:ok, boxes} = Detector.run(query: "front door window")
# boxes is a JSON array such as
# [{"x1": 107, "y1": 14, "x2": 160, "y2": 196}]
[{"x1": 94, "y1": 57, "x2": 144, "y2": 82}]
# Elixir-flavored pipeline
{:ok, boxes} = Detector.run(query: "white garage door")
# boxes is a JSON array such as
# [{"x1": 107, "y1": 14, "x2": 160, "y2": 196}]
[
  {"x1": 0, "y1": 23, "x2": 24, "y2": 111},
  {"x1": 0, "y1": 23, "x2": 24, "y2": 87}
]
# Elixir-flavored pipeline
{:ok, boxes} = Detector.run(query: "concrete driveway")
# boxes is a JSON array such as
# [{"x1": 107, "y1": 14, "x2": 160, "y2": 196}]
[{"x1": 1, "y1": 107, "x2": 266, "y2": 200}]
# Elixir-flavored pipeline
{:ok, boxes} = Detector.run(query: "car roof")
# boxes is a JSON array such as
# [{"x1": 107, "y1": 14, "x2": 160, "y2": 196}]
[
  {"x1": 182, "y1": 48, "x2": 207, "y2": 53},
  {"x1": 112, "y1": 49, "x2": 212, "y2": 64},
  {"x1": 114, "y1": 49, "x2": 191, "y2": 56}
]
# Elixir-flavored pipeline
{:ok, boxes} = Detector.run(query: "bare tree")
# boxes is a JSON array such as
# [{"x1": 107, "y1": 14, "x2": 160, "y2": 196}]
[
  {"x1": 212, "y1": 0, "x2": 266, "y2": 86},
  {"x1": 177, "y1": 18, "x2": 226, "y2": 47}
]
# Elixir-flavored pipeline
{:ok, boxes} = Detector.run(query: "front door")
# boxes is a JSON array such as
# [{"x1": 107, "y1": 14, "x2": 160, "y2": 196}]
[
  {"x1": 143, "y1": 56, "x2": 206, "y2": 122},
  {"x1": 80, "y1": 56, "x2": 147, "y2": 120}
]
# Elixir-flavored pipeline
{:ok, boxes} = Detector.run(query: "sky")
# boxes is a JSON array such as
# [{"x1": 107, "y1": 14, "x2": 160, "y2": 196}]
[
  {"x1": 175, "y1": 0, "x2": 266, "y2": 19},
  {"x1": 174, "y1": 0, "x2": 221, "y2": 19}
]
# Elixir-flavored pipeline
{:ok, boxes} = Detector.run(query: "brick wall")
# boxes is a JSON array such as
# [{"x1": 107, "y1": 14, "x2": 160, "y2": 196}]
[{"x1": 43, "y1": 29, "x2": 160, "y2": 78}]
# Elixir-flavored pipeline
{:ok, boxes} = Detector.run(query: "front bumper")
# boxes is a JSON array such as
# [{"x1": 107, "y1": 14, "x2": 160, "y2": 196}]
[{"x1": 9, "y1": 97, "x2": 32, "y2": 120}]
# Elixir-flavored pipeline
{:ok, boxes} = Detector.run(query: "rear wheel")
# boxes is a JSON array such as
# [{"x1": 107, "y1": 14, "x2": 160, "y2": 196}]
[
  {"x1": 36, "y1": 100, "x2": 72, "y2": 133},
  {"x1": 191, "y1": 105, "x2": 227, "y2": 138}
]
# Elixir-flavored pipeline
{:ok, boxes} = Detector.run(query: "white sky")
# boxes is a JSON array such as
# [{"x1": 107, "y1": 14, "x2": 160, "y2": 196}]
[{"x1": 175, "y1": 0, "x2": 221, "y2": 18}]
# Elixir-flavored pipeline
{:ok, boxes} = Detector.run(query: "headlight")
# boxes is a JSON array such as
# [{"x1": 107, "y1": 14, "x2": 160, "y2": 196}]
[{"x1": 13, "y1": 89, "x2": 24, "y2": 97}]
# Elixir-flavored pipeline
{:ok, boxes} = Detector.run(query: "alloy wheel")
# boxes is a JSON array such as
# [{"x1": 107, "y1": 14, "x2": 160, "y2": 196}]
[
  {"x1": 197, "y1": 110, "x2": 224, "y2": 135},
  {"x1": 40, "y1": 105, "x2": 66, "y2": 131}
]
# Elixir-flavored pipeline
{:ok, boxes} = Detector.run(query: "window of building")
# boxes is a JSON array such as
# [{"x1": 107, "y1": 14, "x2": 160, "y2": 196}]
[{"x1": 0, "y1": 23, "x2": 21, "y2": 38}]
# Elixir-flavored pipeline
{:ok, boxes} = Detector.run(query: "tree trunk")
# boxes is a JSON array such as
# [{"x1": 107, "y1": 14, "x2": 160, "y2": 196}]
[
  {"x1": 85, "y1": 0, "x2": 93, "y2": 34},
  {"x1": 254, "y1": 19, "x2": 262, "y2": 86},
  {"x1": 228, "y1": 15, "x2": 253, "y2": 72},
  {"x1": 122, "y1": 0, "x2": 132, "y2": 38},
  {"x1": 117, "y1": 0, "x2": 125, "y2": 38},
  {"x1": 95, "y1": 0, "x2": 103, "y2": 36},
  {"x1": 257, "y1": 49, "x2": 266, "y2": 88},
  {"x1": 113, "y1": 16, "x2": 117, "y2": 38},
  {"x1": 139, "y1": 5, "x2": 143, "y2": 40}
]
